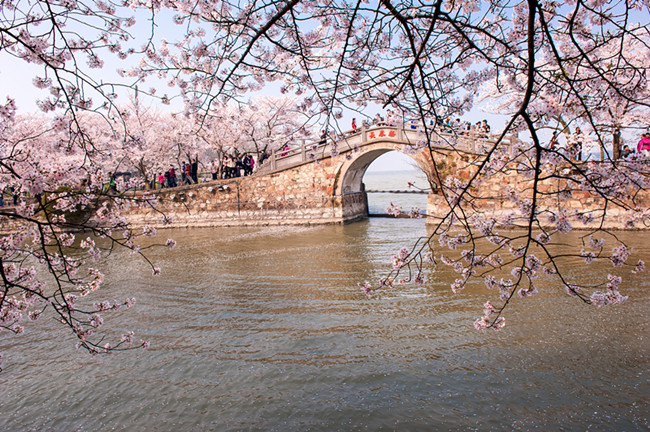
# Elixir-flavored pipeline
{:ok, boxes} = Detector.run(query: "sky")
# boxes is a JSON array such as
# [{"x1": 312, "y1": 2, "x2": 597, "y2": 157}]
[
  {"x1": 365, "y1": 151, "x2": 418, "y2": 172},
  {"x1": 0, "y1": 55, "x2": 42, "y2": 111}
]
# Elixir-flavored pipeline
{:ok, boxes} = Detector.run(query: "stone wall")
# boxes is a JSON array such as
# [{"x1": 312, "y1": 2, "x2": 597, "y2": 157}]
[
  {"x1": 119, "y1": 157, "x2": 359, "y2": 229},
  {"x1": 425, "y1": 157, "x2": 650, "y2": 230},
  {"x1": 3, "y1": 139, "x2": 647, "y2": 234}
]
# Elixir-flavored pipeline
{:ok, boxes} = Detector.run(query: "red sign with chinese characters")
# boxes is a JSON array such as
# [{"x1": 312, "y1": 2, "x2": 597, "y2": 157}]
[{"x1": 368, "y1": 130, "x2": 396, "y2": 139}]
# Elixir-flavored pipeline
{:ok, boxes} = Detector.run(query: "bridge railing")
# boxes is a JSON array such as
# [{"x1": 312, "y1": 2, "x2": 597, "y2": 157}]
[{"x1": 257, "y1": 123, "x2": 517, "y2": 174}]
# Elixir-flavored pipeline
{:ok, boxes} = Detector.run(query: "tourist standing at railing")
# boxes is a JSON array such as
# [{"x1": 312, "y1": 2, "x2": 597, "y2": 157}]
[
  {"x1": 184, "y1": 161, "x2": 191, "y2": 184},
  {"x1": 241, "y1": 153, "x2": 248, "y2": 176},
  {"x1": 180, "y1": 161, "x2": 187, "y2": 184},
  {"x1": 211, "y1": 160, "x2": 218, "y2": 180},
  {"x1": 170, "y1": 166, "x2": 178, "y2": 187},
  {"x1": 259, "y1": 150, "x2": 269, "y2": 165},
  {"x1": 222, "y1": 156, "x2": 231, "y2": 178},
  {"x1": 318, "y1": 130, "x2": 327, "y2": 145},
  {"x1": 482, "y1": 120, "x2": 491, "y2": 135},
  {"x1": 443, "y1": 117, "x2": 453, "y2": 132},
  {"x1": 228, "y1": 155, "x2": 236, "y2": 178},
  {"x1": 621, "y1": 145, "x2": 635, "y2": 159},
  {"x1": 374, "y1": 113, "x2": 383, "y2": 125},
  {"x1": 243, "y1": 153, "x2": 253, "y2": 176},
  {"x1": 221, "y1": 156, "x2": 228, "y2": 178},
  {"x1": 570, "y1": 127, "x2": 584, "y2": 161},
  {"x1": 191, "y1": 156, "x2": 199, "y2": 183},
  {"x1": 235, "y1": 154, "x2": 243, "y2": 177},
  {"x1": 463, "y1": 121, "x2": 471, "y2": 135},
  {"x1": 182, "y1": 161, "x2": 192, "y2": 184},
  {"x1": 385, "y1": 109, "x2": 394, "y2": 126},
  {"x1": 637, "y1": 132, "x2": 650, "y2": 157},
  {"x1": 351, "y1": 118, "x2": 357, "y2": 133},
  {"x1": 234, "y1": 154, "x2": 244, "y2": 177}
]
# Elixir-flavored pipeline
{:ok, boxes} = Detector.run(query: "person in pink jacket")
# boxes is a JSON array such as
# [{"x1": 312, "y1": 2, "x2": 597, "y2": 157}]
[{"x1": 637, "y1": 133, "x2": 650, "y2": 156}]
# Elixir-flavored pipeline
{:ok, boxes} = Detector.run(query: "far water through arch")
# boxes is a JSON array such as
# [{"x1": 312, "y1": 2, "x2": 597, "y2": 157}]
[{"x1": 362, "y1": 150, "x2": 429, "y2": 216}]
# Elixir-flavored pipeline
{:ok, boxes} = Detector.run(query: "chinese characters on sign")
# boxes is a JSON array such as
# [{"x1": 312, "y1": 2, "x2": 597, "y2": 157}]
[{"x1": 368, "y1": 130, "x2": 396, "y2": 139}]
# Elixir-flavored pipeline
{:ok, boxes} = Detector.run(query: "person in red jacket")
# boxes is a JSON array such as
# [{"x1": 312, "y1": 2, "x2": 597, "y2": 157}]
[{"x1": 168, "y1": 166, "x2": 177, "y2": 187}]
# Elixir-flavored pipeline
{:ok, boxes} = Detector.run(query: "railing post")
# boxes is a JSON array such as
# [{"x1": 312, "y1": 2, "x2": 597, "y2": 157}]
[
  {"x1": 271, "y1": 149, "x2": 277, "y2": 170},
  {"x1": 301, "y1": 139, "x2": 307, "y2": 162}
]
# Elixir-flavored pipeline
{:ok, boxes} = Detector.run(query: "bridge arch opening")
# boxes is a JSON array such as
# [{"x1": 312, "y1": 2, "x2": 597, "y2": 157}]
[
  {"x1": 334, "y1": 146, "x2": 432, "y2": 222},
  {"x1": 363, "y1": 152, "x2": 429, "y2": 216}
]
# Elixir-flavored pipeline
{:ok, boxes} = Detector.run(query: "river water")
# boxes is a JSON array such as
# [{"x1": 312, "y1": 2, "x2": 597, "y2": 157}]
[
  {"x1": 364, "y1": 169, "x2": 429, "y2": 215},
  {"x1": 0, "y1": 174, "x2": 649, "y2": 431}
]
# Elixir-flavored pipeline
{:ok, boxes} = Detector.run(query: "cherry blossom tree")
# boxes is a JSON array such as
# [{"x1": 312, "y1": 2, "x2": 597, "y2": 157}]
[
  {"x1": 111, "y1": 98, "x2": 177, "y2": 185},
  {"x1": 1, "y1": 0, "x2": 650, "y2": 371},
  {"x1": 233, "y1": 95, "x2": 312, "y2": 155},
  {"x1": 0, "y1": 0, "x2": 164, "y2": 368},
  {"x1": 478, "y1": 24, "x2": 650, "y2": 158},
  {"x1": 0, "y1": 102, "x2": 163, "y2": 369}
]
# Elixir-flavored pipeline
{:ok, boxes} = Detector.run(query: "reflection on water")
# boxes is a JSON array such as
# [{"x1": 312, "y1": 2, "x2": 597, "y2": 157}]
[{"x1": 0, "y1": 219, "x2": 648, "y2": 431}]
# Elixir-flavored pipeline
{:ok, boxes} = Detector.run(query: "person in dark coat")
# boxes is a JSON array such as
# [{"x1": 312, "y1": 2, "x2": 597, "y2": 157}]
[{"x1": 191, "y1": 156, "x2": 198, "y2": 183}]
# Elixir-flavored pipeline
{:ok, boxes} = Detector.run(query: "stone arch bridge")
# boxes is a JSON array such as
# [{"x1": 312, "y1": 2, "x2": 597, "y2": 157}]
[{"x1": 123, "y1": 124, "x2": 518, "y2": 228}]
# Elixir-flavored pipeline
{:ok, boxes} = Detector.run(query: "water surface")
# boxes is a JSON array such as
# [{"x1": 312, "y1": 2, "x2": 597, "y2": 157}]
[{"x1": 0, "y1": 219, "x2": 648, "y2": 431}]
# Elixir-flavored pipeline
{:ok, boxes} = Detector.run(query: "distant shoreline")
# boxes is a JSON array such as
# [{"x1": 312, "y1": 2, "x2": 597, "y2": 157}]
[{"x1": 364, "y1": 168, "x2": 421, "y2": 175}]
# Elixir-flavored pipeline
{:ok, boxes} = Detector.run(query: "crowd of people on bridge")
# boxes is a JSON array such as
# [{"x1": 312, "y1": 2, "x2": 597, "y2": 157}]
[
  {"x1": 154, "y1": 150, "x2": 272, "y2": 189},
  {"x1": 219, "y1": 152, "x2": 256, "y2": 179},
  {"x1": 346, "y1": 110, "x2": 650, "y2": 164},
  {"x1": 438, "y1": 118, "x2": 491, "y2": 137},
  {"x1": 617, "y1": 132, "x2": 650, "y2": 160},
  {"x1": 547, "y1": 128, "x2": 650, "y2": 161},
  {"x1": 157, "y1": 158, "x2": 199, "y2": 189},
  {"x1": 346, "y1": 111, "x2": 493, "y2": 138}
]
